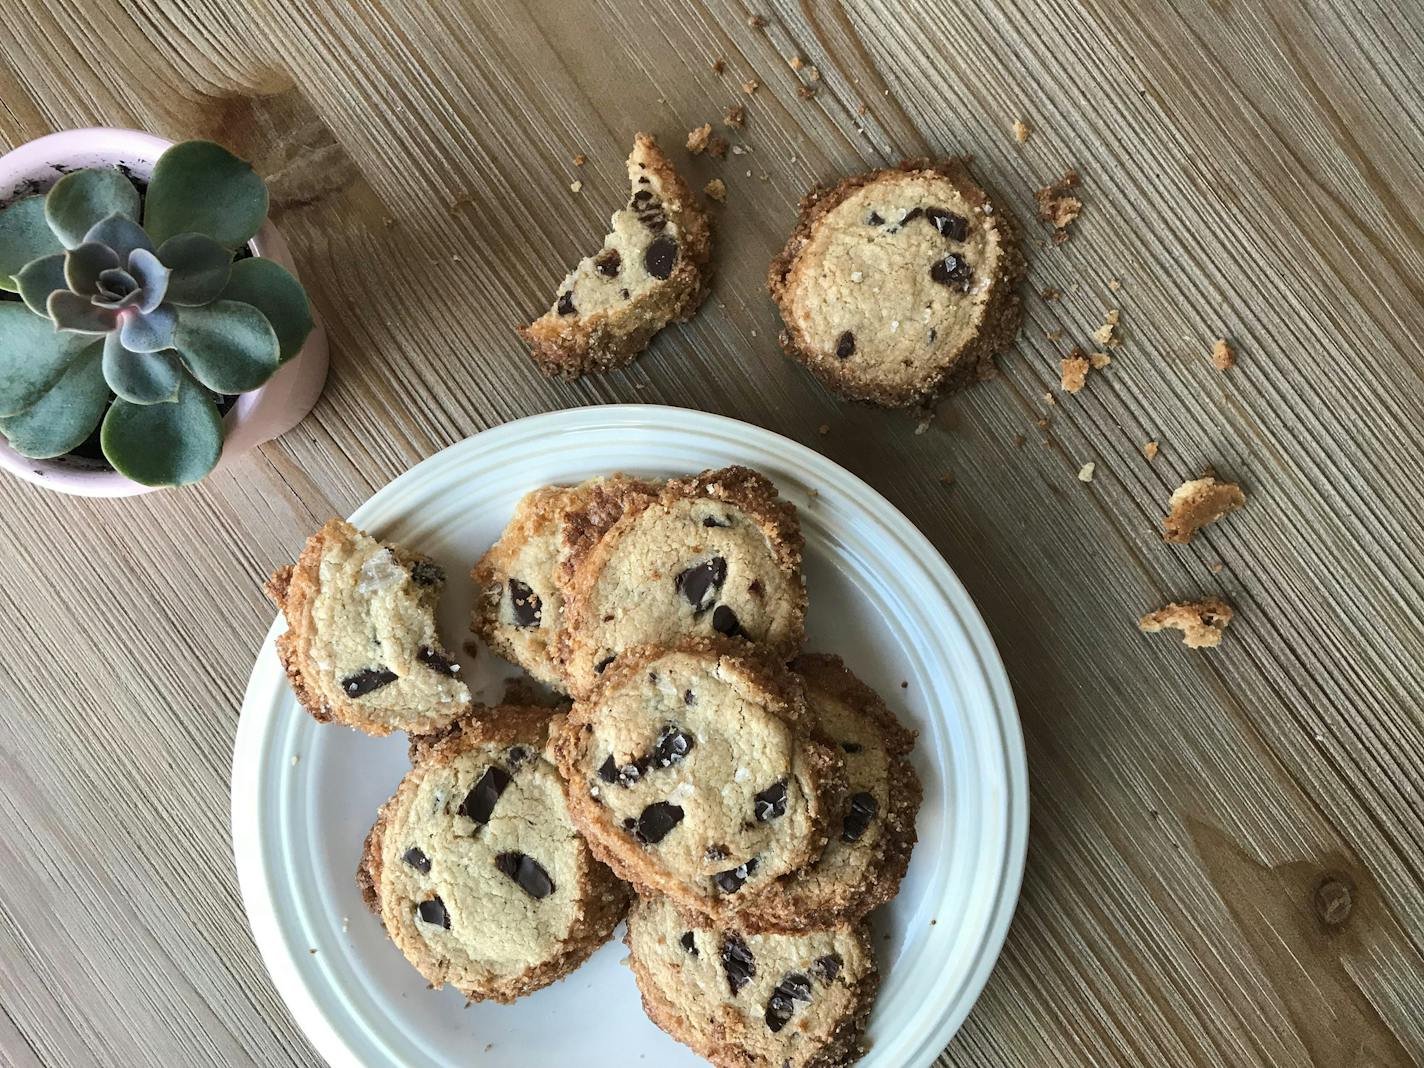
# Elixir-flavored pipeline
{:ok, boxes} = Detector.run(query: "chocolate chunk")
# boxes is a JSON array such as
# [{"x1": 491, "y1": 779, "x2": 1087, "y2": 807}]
[
  {"x1": 341, "y1": 667, "x2": 398, "y2": 697},
  {"x1": 653, "y1": 726, "x2": 695, "y2": 768},
  {"x1": 417, "y1": 646, "x2": 458, "y2": 676},
  {"x1": 712, "y1": 605, "x2": 745, "y2": 638},
  {"x1": 866, "y1": 210, "x2": 884, "y2": 226},
  {"x1": 495, "y1": 851, "x2": 555, "y2": 899},
  {"x1": 506, "y1": 745, "x2": 531, "y2": 769},
  {"x1": 402, "y1": 847, "x2": 431, "y2": 874},
  {"x1": 705, "y1": 843, "x2": 729, "y2": 862},
  {"x1": 748, "y1": 579, "x2": 764, "y2": 597},
  {"x1": 630, "y1": 189, "x2": 668, "y2": 231},
  {"x1": 927, "y1": 326, "x2": 938, "y2": 344},
  {"x1": 409, "y1": 561, "x2": 444, "y2": 586},
  {"x1": 683, "y1": 689, "x2": 695, "y2": 705},
  {"x1": 460, "y1": 765, "x2": 513, "y2": 824},
  {"x1": 841, "y1": 792, "x2": 879, "y2": 842},
  {"x1": 721, "y1": 933, "x2": 756, "y2": 995},
  {"x1": 835, "y1": 330, "x2": 855, "y2": 359},
  {"x1": 556, "y1": 290, "x2": 576, "y2": 315},
  {"x1": 417, "y1": 896, "x2": 450, "y2": 928},
  {"x1": 508, "y1": 578, "x2": 542, "y2": 628},
  {"x1": 599, "y1": 753, "x2": 646, "y2": 788},
  {"x1": 644, "y1": 235, "x2": 678, "y2": 279},
  {"x1": 635, "y1": 802, "x2": 684, "y2": 845},
  {"x1": 595, "y1": 654, "x2": 616, "y2": 673},
  {"x1": 702, "y1": 515, "x2": 732, "y2": 527},
  {"x1": 620, "y1": 288, "x2": 630, "y2": 300},
  {"x1": 598, "y1": 755, "x2": 619, "y2": 783},
  {"x1": 930, "y1": 253, "x2": 973, "y2": 290},
  {"x1": 840, "y1": 741, "x2": 864, "y2": 754},
  {"x1": 714, "y1": 857, "x2": 757, "y2": 893},
  {"x1": 926, "y1": 207, "x2": 968, "y2": 241},
  {"x1": 675, "y1": 556, "x2": 727, "y2": 613},
  {"x1": 680, "y1": 931, "x2": 698, "y2": 956},
  {"x1": 753, "y1": 781, "x2": 788, "y2": 822},
  {"x1": 594, "y1": 249, "x2": 621, "y2": 277},
  {"x1": 765, "y1": 973, "x2": 813, "y2": 1032},
  {"x1": 810, "y1": 953, "x2": 843, "y2": 983}
]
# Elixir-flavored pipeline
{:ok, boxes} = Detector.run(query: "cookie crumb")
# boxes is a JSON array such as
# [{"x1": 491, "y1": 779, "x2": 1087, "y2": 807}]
[
  {"x1": 1013, "y1": 433, "x2": 1026, "y2": 447},
  {"x1": 704, "y1": 178, "x2": 727, "y2": 203},
  {"x1": 290, "y1": 754, "x2": 300, "y2": 767},
  {"x1": 938, "y1": 472, "x2": 955, "y2": 486},
  {"x1": 1107, "y1": 278, "x2": 1122, "y2": 291},
  {"x1": 748, "y1": 13, "x2": 767, "y2": 27},
  {"x1": 1045, "y1": 328, "x2": 1063, "y2": 341},
  {"x1": 1210, "y1": 561, "x2": 1225, "y2": 574},
  {"x1": 1035, "y1": 169, "x2": 1082, "y2": 242},
  {"x1": 1162, "y1": 477, "x2": 1245, "y2": 543},
  {"x1": 707, "y1": 135, "x2": 729, "y2": 159},
  {"x1": 1139, "y1": 598, "x2": 1233, "y2": 649},
  {"x1": 797, "y1": 85, "x2": 817, "y2": 99},
  {"x1": 1211, "y1": 338, "x2": 1235, "y2": 371},
  {"x1": 1041, "y1": 286, "x2": 1060, "y2": 301},
  {"x1": 569, "y1": 180, "x2": 583, "y2": 193},
  {"x1": 1143, "y1": 440, "x2": 1159, "y2": 461},
  {"x1": 686, "y1": 124, "x2": 713, "y2": 154},
  {"x1": 1012, "y1": 119, "x2": 1032, "y2": 143},
  {"x1": 710, "y1": 58, "x2": 725, "y2": 74},
  {"x1": 789, "y1": 55, "x2": 805, "y2": 71},
  {"x1": 1089, "y1": 351, "x2": 1112, "y2": 369},
  {"x1": 724, "y1": 104, "x2": 746, "y2": 129},
  {"x1": 817, "y1": 423, "x2": 829, "y2": 435},
  {"x1": 1077, "y1": 462, "x2": 1096, "y2": 482},
  {"x1": 742, "y1": 79, "x2": 760, "y2": 94},
  {"x1": 572, "y1": 153, "x2": 587, "y2": 167},
  {"x1": 1060, "y1": 352, "x2": 1090, "y2": 393},
  {"x1": 1093, "y1": 308, "x2": 1121, "y2": 348}
]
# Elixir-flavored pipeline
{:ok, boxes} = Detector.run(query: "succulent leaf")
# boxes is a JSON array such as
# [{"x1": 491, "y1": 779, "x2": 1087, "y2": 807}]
[
  {"x1": 157, "y1": 233, "x2": 232, "y2": 305},
  {"x1": 101, "y1": 371, "x2": 222, "y2": 486},
  {"x1": 15, "y1": 253, "x2": 67, "y2": 317},
  {"x1": 0, "y1": 340, "x2": 108, "y2": 458},
  {"x1": 48, "y1": 290, "x2": 120, "y2": 335},
  {"x1": 0, "y1": 195, "x2": 63, "y2": 291},
  {"x1": 127, "y1": 248, "x2": 172, "y2": 312},
  {"x1": 82, "y1": 213, "x2": 153, "y2": 263},
  {"x1": 0, "y1": 303, "x2": 95, "y2": 417},
  {"x1": 118, "y1": 303, "x2": 178, "y2": 353},
  {"x1": 45, "y1": 168, "x2": 140, "y2": 249},
  {"x1": 172, "y1": 299, "x2": 280, "y2": 393},
  {"x1": 221, "y1": 257, "x2": 314, "y2": 362},
  {"x1": 144, "y1": 141, "x2": 268, "y2": 249},
  {"x1": 102, "y1": 332, "x2": 181, "y2": 404},
  {"x1": 65, "y1": 241, "x2": 122, "y2": 295},
  {"x1": 94, "y1": 268, "x2": 143, "y2": 308}
]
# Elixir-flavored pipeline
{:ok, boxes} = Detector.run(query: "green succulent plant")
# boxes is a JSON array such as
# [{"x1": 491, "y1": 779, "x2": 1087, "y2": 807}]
[{"x1": 0, "y1": 140, "x2": 313, "y2": 486}]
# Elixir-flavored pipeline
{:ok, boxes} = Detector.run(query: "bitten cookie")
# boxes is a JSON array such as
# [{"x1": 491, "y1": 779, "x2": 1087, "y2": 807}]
[
  {"x1": 625, "y1": 895, "x2": 877, "y2": 1068},
  {"x1": 356, "y1": 706, "x2": 629, "y2": 1003},
  {"x1": 768, "y1": 158, "x2": 1024, "y2": 408},
  {"x1": 559, "y1": 465, "x2": 806, "y2": 698},
  {"x1": 266, "y1": 519, "x2": 471, "y2": 736},
  {"x1": 521, "y1": 133, "x2": 712, "y2": 376},
  {"x1": 554, "y1": 639, "x2": 843, "y2": 922},
  {"x1": 736, "y1": 655, "x2": 921, "y2": 933},
  {"x1": 470, "y1": 475, "x2": 658, "y2": 691}
]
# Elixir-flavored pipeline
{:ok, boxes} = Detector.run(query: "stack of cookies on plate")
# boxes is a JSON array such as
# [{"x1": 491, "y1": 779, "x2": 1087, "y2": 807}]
[{"x1": 266, "y1": 465, "x2": 923, "y2": 1068}]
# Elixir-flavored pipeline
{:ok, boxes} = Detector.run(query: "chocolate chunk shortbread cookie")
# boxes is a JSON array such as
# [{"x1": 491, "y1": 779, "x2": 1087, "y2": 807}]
[
  {"x1": 266, "y1": 519, "x2": 471, "y2": 736},
  {"x1": 555, "y1": 639, "x2": 843, "y2": 922},
  {"x1": 626, "y1": 894, "x2": 877, "y2": 1068},
  {"x1": 769, "y1": 158, "x2": 1024, "y2": 408},
  {"x1": 521, "y1": 133, "x2": 712, "y2": 377},
  {"x1": 357, "y1": 706, "x2": 629, "y2": 1002}
]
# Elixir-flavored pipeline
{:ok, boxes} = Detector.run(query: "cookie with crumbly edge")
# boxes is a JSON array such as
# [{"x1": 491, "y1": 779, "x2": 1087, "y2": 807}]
[
  {"x1": 356, "y1": 705, "x2": 630, "y2": 1003},
  {"x1": 266, "y1": 518, "x2": 471, "y2": 736},
  {"x1": 470, "y1": 475, "x2": 660, "y2": 691},
  {"x1": 625, "y1": 894, "x2": 878, "y2": 1068},
  {"x1": 557, "y1": 465, "x2": 806, "y2": 699},
  {"x1": 735, "y1": 654, "x2": 920, "y2": 933},
  {"x1": 554, "y1": 638, "x2": 844, "y2": 922},
  {"x1": 768, "y1": 158, "x2": 1024, "y2": 408},
  {"x1": 520, "y1": 133, "x2": 712, "y2": 377}
]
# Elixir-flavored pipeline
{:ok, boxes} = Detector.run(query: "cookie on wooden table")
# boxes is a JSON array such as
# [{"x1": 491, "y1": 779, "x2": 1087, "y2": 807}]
[
  {"x1": 625, "y1": 894, "x2": 878, "y2": 1068},
  {"x1": 470, "y1": 475, "x2": 659, "y2": 691},
  {"x1": 266, "y1": 519, "x2": 470, "y2": 736},
  {"x1": 558, "y1": 465, "x2": 806, "y2": 699},
  {"x1": 521, "y1": 133, "x2": 712, "y2": 376},
  {"x1": 356, "y1": 706, "x2": 629, "y2": 1003},
  {"x1": 736, "y1": 654, "x2": 921, "y2": 933},
  {"x1": 769, "y1": 158, "x2": 1024, "y2": 408},
  {"x1": 554, "y1": 639, "x2": 843, "y2": 922}
]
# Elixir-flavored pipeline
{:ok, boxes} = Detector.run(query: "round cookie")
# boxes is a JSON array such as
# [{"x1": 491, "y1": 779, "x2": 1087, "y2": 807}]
[
  {"x1": 555, "y1": 639, "x2": 843, "y2": 921},
  {"x1": 736, "y1": 654, "x2": 921, "y2": 933},
  {"x1": 559, "y1": 466, "x2": 806, "y2": 698},
  {"x1": 357, "y1": 706, "x2": 629, "y2": 1002},
  {"x1": 768, "y1": 158, "x2": 1024, "y2": 408},
  {"x1": 265, "y1": 518, "x2": 471, "y2": 736},
  {"x1": 471, "y1": 475, "x2": 658, "y2": 691},
  {"x1": 625, "y1": 895, "x2": 878, "y2": 1068}
]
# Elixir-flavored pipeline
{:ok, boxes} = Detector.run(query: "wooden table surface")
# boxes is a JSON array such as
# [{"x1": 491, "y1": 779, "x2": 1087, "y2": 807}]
[{"x1": 2, "y1": 2, "x2": 1422, "y2": 1065}]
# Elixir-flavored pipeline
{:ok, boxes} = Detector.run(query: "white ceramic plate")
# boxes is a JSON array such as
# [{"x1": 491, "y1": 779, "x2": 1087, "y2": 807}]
[{"x1": 232, "y1": 405, "x2": 1027, "y2": 1068}]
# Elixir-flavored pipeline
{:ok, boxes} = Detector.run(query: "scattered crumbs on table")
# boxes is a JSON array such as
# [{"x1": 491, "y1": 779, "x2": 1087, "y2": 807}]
[
  {"x1": 1078, "y1": 462, "x2": 1096, "y2": 483},
  {"x1": 1211, "y1": 337, "x2": 1236, "y2": 371},
  {"x1": 1013, "y1": 119, "x2": 1031, "y2": 142}
]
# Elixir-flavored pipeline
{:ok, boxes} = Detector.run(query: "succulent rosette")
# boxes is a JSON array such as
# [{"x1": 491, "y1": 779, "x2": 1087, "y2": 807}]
[{"x1": 0, "y1": 140, "x2": 313, "y2": 486}]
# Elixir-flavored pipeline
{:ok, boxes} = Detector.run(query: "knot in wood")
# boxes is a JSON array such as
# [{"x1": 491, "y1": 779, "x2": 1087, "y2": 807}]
[{"x1": 1313, "y1": 875, "x2": 1354, "y2": 927}]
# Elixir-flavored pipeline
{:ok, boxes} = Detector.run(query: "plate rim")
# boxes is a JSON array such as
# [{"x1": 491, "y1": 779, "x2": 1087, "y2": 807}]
[{"x1": 231, "y1": 403, "x2": 1028, "y2": 1067}]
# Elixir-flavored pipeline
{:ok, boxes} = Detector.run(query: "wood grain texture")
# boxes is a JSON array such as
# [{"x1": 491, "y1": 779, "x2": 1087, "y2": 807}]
[{"x1": 1, "y1": 1, "x2": 1421, "y2": 1065}]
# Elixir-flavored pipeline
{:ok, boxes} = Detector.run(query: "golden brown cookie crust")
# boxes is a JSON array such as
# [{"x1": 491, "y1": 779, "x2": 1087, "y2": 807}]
[
  {"x1": 1139, "y1": 598, "x2": 1233, "y2": 648},
  {"x1": 769, "y1": 158, "x2": 1025, "y2": 409}
]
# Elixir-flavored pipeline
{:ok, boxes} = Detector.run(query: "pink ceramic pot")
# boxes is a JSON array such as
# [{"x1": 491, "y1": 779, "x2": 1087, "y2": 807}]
[{"x1": 0, "y1": 128, "x2": 329, "y2": 497}]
